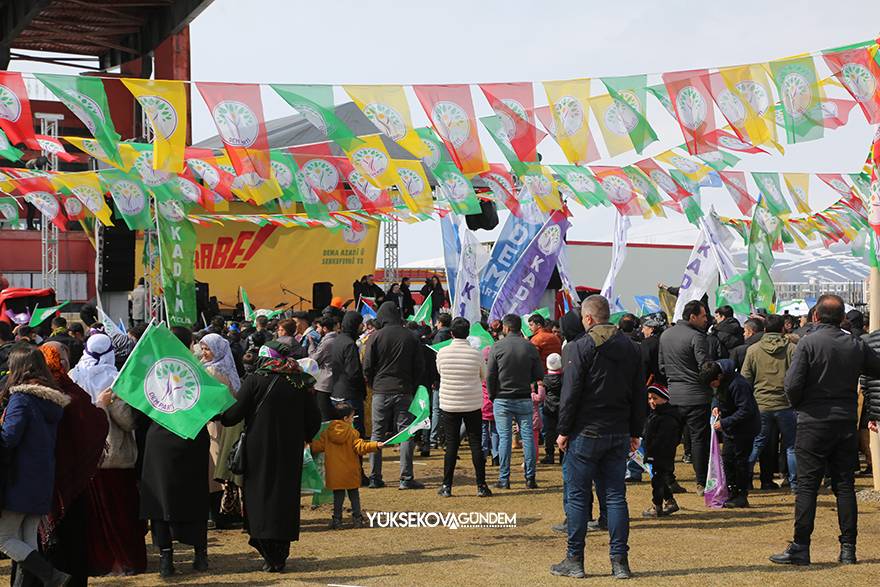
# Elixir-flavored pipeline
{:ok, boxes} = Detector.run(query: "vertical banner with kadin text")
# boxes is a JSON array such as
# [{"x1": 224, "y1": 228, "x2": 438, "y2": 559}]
[{"x1": 156, "y1": 200, "x2": 198, "y2": 327}]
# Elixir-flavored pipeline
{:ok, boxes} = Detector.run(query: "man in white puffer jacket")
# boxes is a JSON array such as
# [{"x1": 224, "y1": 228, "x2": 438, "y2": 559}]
[{"x1": 436, "y1": 317, "x2": 492, "y2": 498}]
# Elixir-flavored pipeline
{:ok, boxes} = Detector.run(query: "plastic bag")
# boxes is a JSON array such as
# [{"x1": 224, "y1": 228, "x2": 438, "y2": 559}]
[
  {"x1": 301, "y1": 448, "x2": 324, "y2": 495},
  {"x1": 704, "y1": 417, "x2": 729, "y2": 509}
]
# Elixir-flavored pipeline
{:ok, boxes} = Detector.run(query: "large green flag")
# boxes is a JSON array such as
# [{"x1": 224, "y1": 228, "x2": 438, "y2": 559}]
[
  {"x1": 240, "y1": 286, "x2": 256, "y2": 322},
  {"x1": 156, "y1": 199, "x2": 198, "y2": 327},
  {"x1": 521, "y1": 307, "x2": 551, "y2": 337},
  {"x1": 411, "y1": 295, "x2": 432, "y2": 324},
  {"x1": 36, "y1": 73, "x2": 122, "y2": 166},
  {"x1": 716, "y1": 272, "x2": 753, "y2": 315},
  {"x1": 112, "y1": 322, "x2": 235, "y2": 439},
  {"x1": 270, "y1": 84, "x2": 362, "y2": 150},
  {"x1": 383, "y1": 386, "x2": 431, "y2": 445},
  {"x1": 601, "y1": 75, "x2": 657, "y2": 154},
  {"x1": 0, "y1": 197, "x2": 20, "y2": 224},
  {"x1": 429, "y1": 322, "x2": 494, "y2": 352},
  {"x1": 29, "y1": 301, "x2": 69, "y2": 327},
  {"x1": 100, "y1": 169, "x2": 154, "y2": 230}
]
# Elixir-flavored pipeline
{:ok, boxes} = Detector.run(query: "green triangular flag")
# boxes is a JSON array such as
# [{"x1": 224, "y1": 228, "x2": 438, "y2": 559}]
[
  {"x1": 270, "y1": 84, "x2": 362, "y2": 150},
  {"x1": 412, "y1": 295, "x2": 433, "y2": 325},
  {"x1": 29, "y1": 301, "x2": 69, "y2": 327},
  {"x1": 0, "y1": 128, "x2": 23, "y2": 162},
  {"x1": 716, "y1": 272, "x2": 753, "y2": 315},
  {"x1": 383, "y1": 386, "x2": 431, "y2": 445},
  {"x1": 601, "y1": 75, "x2": 657, "y2": 154},
  {"x1": 468, "y1": 323, "x2": 495, "y2": 349},
  {"x1": 112, "y1": 322, "x2": 235, "y2": 440}
]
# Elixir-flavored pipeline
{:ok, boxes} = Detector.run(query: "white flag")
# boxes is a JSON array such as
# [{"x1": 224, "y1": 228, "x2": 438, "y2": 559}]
[
  {"x1": 600, "y1": 213, "x2": 630, "y2": 304},
  {"x1": 453, "y1": 223, "x2": 488, "y2": 324}
]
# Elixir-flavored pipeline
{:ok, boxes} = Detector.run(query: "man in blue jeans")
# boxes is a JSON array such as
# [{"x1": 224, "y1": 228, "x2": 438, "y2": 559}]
[
  {"x1": 552, "y1": 295, "x2": 646, "y2": 579},
  {"x1": 487, "y1": 314, "x2": 543, "y2": 489}
]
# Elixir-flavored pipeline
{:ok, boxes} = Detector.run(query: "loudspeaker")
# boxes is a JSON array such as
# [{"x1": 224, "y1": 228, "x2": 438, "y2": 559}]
[
  {"x1": 465, "y1": 200, "x2": 499, "y2": 231},
  {"x1": 101, "y1": 224, "x2": 135, "y2": 292},
  {"x1": 195, "y1": 281, "x2": 209, "y2": 314},
  {"x1": 312, "y1": 282, "x2": 333, "y2": 311}
]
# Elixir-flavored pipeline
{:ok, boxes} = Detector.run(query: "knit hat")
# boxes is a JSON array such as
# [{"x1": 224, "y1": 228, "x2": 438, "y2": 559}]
[
  {"x1": 546, "y1": 352, "x2": 562, "y2": 372},
  {"x1": 647, "y1": 384, "x2": 669, "y2": 401}
]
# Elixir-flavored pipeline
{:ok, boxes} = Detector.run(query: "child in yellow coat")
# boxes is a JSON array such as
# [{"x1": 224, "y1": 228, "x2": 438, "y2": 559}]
[{"x1": 311, "y1": 402, "x2": 384, "y2": 528}]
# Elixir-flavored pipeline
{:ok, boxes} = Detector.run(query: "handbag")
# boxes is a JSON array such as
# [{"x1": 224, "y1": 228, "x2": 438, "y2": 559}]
[{"x1": 227, "y1": 375, "x2": 279, "y2": 476}]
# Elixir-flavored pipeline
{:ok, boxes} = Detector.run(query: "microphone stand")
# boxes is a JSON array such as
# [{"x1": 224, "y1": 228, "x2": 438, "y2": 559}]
[{"x1": 280, "y1": 285, "x2": 311, "y2": 311}]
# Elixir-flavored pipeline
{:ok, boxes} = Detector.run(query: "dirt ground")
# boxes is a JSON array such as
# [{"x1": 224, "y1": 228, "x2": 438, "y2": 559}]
[{"x1": 2, "y1": 447, "x2": 878, "y2": 586}]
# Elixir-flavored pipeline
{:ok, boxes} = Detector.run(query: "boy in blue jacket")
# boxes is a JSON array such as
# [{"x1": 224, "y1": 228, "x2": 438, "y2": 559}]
[{"x1": 700, "y1": 359, "x2": 761, "y2": 508}]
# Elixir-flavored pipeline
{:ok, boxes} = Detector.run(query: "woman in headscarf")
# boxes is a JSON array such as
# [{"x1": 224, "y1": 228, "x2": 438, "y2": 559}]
[
  {"x1": 38, "y1": 342, "x2": 108, "y2": 587},
  {"x1": 136, "y1": 329, "x2": 233, "y2": 578},
  {"x1": 220, "y1": 341, "x2": 321, "y2": 573},
  {"x1": 201, "y1": 333, "x2": 245, "y2": 532},
  {"x1": 69, "y1": 332, "x2": 146, "y2": 576}
]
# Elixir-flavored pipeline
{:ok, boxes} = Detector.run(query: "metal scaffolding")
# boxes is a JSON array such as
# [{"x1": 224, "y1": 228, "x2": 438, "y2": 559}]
[
  {"x1": 383, "y1": 219, "x2": 399, "y2": 284},
  {"x1": 36, "y1": 112, "x2": 63, "y2": 292}
]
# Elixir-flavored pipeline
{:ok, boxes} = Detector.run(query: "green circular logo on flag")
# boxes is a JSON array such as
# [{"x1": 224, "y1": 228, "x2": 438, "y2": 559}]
[
  {"x1": 36, "y1": 138, "x2": 63, "y2": 155},
  {"x1": 145, "y1": 358, "x2": 201, "y2": 414},
  {"x1": 675, "y1": 86, "x2": 708, "y2": 130},
  {"x1": 135, "y1": 152, "x2": 173, "y2": 187},
  {"x1": 212, "y1": 100, "x2": 259, "y2": 148},
  {"x1": 431, "y1": 101, "x2": 471, "y2": 147},
  {"x1": 538, "y1": 225, "x2": 562, "y2": 256},
  {"x1": 440, "y1": 173, "x2": 469, "y2": 202},
  {"x1": 140, "y1": 95, "x2": 178, "y2": 140},
  {"x1": 717, "y1": 134, "x2": 751, "y2": 151},
  {"x1": 303, "y1": 159, "x2": 339, "y2": 192},
  {"x1": 601, "y1": 175, "x2": 633, "y2": 204},
  {"x1": 650, "y1": 170, "x2": 678, "y2": 195},
  {"x1": 498, "y1": 98, "x2": 528, "y2": 139},
  {"x1": 841, "y1": 63, "x2": 875, "y2": 102},
  {"x1": 670, "y1": 156, "x2": 701, "y2": 174},
  {"x1": 111, "y1": 180, "x2": 146, "y2": 215},
  {"x1": 270, "y1": 160, "x2": 293, "y2": 190},
  {"x1": 565, "y1": 169, "x2": 596, "y2": 193},
  {"x1": 188, "y1": 159, "x2": 220, "y2": 190},
  {"x1": 0, "y1": 202, "x2": 16, "y2": 220},
  {"x1": 158, "y1": 199, "x2": 186, "y2": 222},
  {"x1": 779, "y1": 71, "x2": 813, "y2": 119},
  {"x1": 398, "y1": 167, "x2": 426, "y2": 197},
  {"x1": 176, "y1": 177, "x2": 201, "y2": 203},
  {"x1": 352, "y1": 147, "x2": 389, "y2": 178},
  {"x1": 25, "y1": 191, "x2": 60, "y2": 218},
  {"x1": 734, "y1": 80, "x2": 770, "y2": 116},
  {"x1": 420, "y1": 139, "x2": 441, "y2": 170},
  {"x1": 70, "y1": 185, "x2": 102, "y2": 213},
  {"x1": 604, "y1": 93, "x2": 640, "y2": 136},
  {"x1": 63, "y1": 197, "x2": 83, "y2": 217},
  {"x1": 60, "y1": 89, "x2": 105, "y2": 134},
  {"x1": 714, "y1": 88, "x2": 747, "y2": 126},
  {"x1": 0, "y1": 85, "x2": 22, "y2": 122},
  {"x1": 553, "y1": 96, "x2": 584, "y2": 137}
]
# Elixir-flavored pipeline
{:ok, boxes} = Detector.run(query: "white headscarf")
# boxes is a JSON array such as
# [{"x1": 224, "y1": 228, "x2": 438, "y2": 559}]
[
  {"x1": 200, "y1": 333, "x2": 241, "y2": 393},
  {"x1": 68, "y1": 333, "x2": 118, "y2": 403}
]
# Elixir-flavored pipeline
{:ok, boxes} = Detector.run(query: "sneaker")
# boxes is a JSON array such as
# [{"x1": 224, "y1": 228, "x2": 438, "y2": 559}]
[
  {"x1": 328, "y1": 518, "x2": 342, "y2": 530},
  {"x1": 551, "y1": 519, "x2": 568, "y2": 534},
  {"x1": 399, "y1": 479, "x2": 425, "y2": 490},
  {"x1": 368, "y1": 479, "x2": 385, "y2": 489},
  {"x1": 526, "y1": 477, "x2": 539, "y2": 489},
  {"x1": 662, "y1": 499, "x2": 680, "y2": 515},
  {"x1": 695, "y1": 484, "x2": 705, "y2": 497},
  {"x1": 641, "y1": 504, "x2": 663, "y2": 518},
  {"x1": 438, "y1": 485, "x2": 452, "y2": 497},
  {"x1": 760, "y1": 480, "x2": 780, "y2": 490},
  {"x1": 352, "y1": 514, "x2": 367, "y2": 528},
  {"x1": 494, "y1": 480, "x2": 510, "y2": 490},
  {"x1": 682, "y1": 453, "x2": 692, "y2": 464},
  {"x1": 477, "y1": 484, "x2": 493, "y2": 497},
  {"x1": 769, "y1": 542, "x2": 810, "y2": 566},
  {"x1": 669, "y1": 480, "x2": 687, "y2": 494},
  {"x1": 360, "y1": 472, "x2": 370, "y2": 487},
  {"x1": 587, "y1": 519, "x2": 607, "y2": 532},
  {"x1": 610, "y1": 554, "x2": 632, "y2": 579},
  {"x1": 550, "y1": 556, "x2": 586, "y2": 578}
]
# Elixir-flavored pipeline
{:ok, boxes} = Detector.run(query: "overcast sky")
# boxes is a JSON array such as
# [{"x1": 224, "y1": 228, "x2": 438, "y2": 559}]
[{"x1": 13, "y1": 0, "x2": 880, "y2": 265}]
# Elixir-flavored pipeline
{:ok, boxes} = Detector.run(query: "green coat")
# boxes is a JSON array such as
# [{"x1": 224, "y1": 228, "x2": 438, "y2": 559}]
[{"x1": 741, "y1": 332, "x2": 795, "y2": 412}]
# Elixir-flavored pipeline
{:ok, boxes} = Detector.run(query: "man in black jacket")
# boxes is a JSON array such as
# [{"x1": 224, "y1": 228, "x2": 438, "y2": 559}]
[
  {"x1": 658, "y1": 300, "x2": 710, "y2": 493},
  {"x1": 551, "y1": 295, "x2": 645, "y2": 580},
  {"x1": 330, "y1": 311, "x2": 366, "y2": 435},
  {"x1": 429, "y1": 313, "x2": 453, "y2": 449},
  {"x1": 771, "y1": 294, "x2": 880, "y2": 566},
  {"x1": 487, "y1": 314, "x2": 543, "y2": 490},
  {"x1": 41, "y1": 316, "x2": 84, "y2": 366},
  {"x1": 730, "y1": 317, "x2": 765, "y2": 370},
  {"x1": 364, "y1": 302, "x2": 425, "y2": 490},
  {"x1": 712, "y1": 305, "x2": 744, "y2": 355}
]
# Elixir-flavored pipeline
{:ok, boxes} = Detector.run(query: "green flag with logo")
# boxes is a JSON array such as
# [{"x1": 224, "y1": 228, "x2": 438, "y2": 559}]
[
  {"x1": 715, "y1": 272, "x2": 753, "y2": 315},
  {"x1": 29, "y1": 301, "x2": 69, "y2": 327},
  {"x1": 0, "y1": 197, "x2": 20, "y2": 224},
  {"x1": 270, "y1": 84, "x2": 362, "y2": 150},
  {"x1": 383, "y1": 386, "x2": 431, "y2": 445},
  {"x1": 112, "y1": 322, "x2": 235, "y2": 439},
  {"x1": 36, "y1": 73, "x2": 123, "y2": 167},
  {"x1": 100, "y1": 169, "x2": 153, "y2": 230},
  {"x1": 521, "y1": 307, "x2": 551, "y2": 337},
  {"x1": 601, "y1": 75, "x2": 657, "y2": 154},
  {"x1": 156, "y1": 199, "x2": 198, "y2": 328}
]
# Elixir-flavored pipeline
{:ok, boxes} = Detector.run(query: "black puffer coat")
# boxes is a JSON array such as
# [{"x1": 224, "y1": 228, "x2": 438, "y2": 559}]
[{"x1": 861, "y1": 330, "x2": 880, "y2": 422}]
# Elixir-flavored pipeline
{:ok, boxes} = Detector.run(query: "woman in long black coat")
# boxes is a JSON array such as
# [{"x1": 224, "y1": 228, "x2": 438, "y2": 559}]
[{"x1": 221, "y1": 341, "x2": 321, "y2": 573}]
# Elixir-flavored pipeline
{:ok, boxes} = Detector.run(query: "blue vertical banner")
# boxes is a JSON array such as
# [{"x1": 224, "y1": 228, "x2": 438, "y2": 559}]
[
  {"x1": 440, "y1": 213, "x2": 461, "y2": 301},
  {"x1": 489, "y1": 211, "x2": 570, "y2": 320},
  {"x1": 479, "y1": 211, "x2": 545, "y2": 309}
]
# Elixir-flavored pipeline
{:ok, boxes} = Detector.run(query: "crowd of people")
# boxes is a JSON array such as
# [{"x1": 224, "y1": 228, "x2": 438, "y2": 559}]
[{"x1": 0, "y1": 286, "x2": 879, "y2": 583}]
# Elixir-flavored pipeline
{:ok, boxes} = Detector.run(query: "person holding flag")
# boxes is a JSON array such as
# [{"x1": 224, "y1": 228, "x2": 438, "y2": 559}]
[{"x1": 364, "y1": 302, "x2": 425, "y2": 490}]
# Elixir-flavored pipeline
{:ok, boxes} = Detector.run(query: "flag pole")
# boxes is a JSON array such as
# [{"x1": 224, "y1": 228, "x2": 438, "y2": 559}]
[{"x1": 870, "y1": 266, "x2": 880, "y2": 492}]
